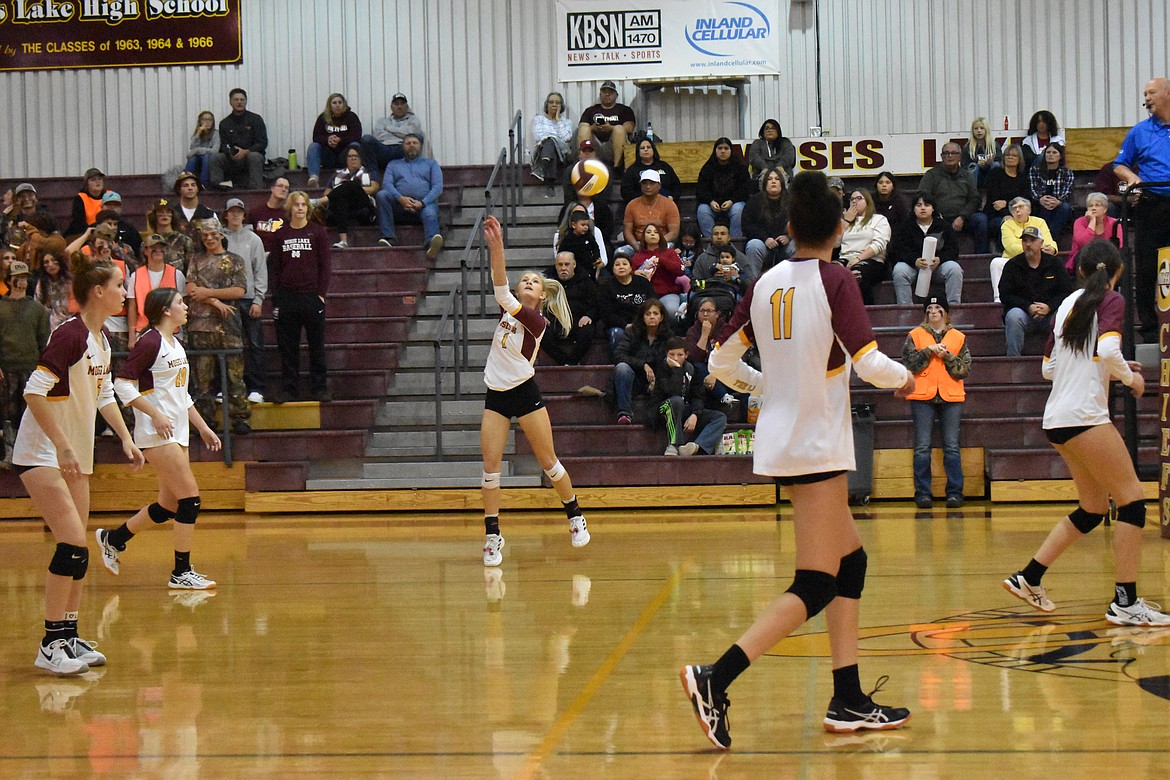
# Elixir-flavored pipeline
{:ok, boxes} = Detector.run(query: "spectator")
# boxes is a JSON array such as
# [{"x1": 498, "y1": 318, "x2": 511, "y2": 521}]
[
  {"x1": 619, "y1": 137, "x2": 681, "y2": 203},
  {"x1": 872, "y1": 171, "x2": 910, "y2": 229},
  {"x1": 5, "y1": 183, "x2": 52, "y2": 249},
  {"x1": 653, "y1": 336, "x2": 728, "y2": 456},
  {"x1": 532, "y1": 91, "x2": 574, "y2": 188},
  {"x1": 374, "y1": 134, "x2": 444, "y2": 258},
  {"x1": 185, "y1": 217, "x2": 251, "y2": 434},
  {"x1": 631, "y1": 223, "x2": 686, "y2": 319},
  {"x1": 171, "y1": 171, "x2": 217, "y2": 244},
  {"x1": 65, "y1": 168, "x2": 108, "y2": 237},
  {"x1": 1000, "y1": 197, "x2": 1058, "y2": 258},
  {"x1": 902, "y1": 296, "x2": 970, "y2": 509},
  {"x1": 251, "y1": 176, "x2": 291, "y2": 254},
  {"x1": 96, "y1": 193, "x2": 142, "y2": 258},
  {"x1": 1068, "y1": 192, "x2": 1122, "y2": 273},
  {"x1": 577, "y1": 80, "x2": 635, "y2": 170},
  {"x1": 0, "y1": 188, "x2": 17, "y2": 245},
  {"x1": 126, "y1": 234, "x2": 187, "y2": 350},
  {"x1": 839, "y1": 189, "x2": 891, "y2": 304},
  {"x1": 91, "y1": 207, "x2": 138, "y2": 267},
  {"x1": 676, "y1": 221, "x2": 703, "y2": 277},
  {"x1": 1094, "y1": 161, "x2": 1129, "y2": 218},
  {"x1": 183, "y1": 111, "x2": 218, "y2": 187},
  {"x1": 612, "y1": 298, "x2": 672, "y2": 424},
  {"x1": 1029, "y1": 142, "x2": 1074, "y2": 238},
  {"x1": 211, "y1": 88, "x2": 267, "y2": 190},
  {"x1": 1021, "y1": 110, "x2": 1065, "y2": 168},
  {"x1": 16, "y1": 212, "x2": 67, "y2": 275},
  {"x1": 919, "y1": 142, "x2": 989, "y2": 253},
  {"x1": 555, "y1": 209, "x2": 606, "y2": 276},
  {"x1": 33, "y1": 246, "x2": 76, "y2": 331},
  {"x1": 747, "y1": 119, "x2": 796, "y2": 181},
  {"x1": 561, "y1": 140, "x2": 616, "y2": 250},
  {"x1": 693, "y1": 224, "x2": 747, "y2": 286},
  {"x1": 0, "y1": 260, "x2": 50, "y2": 465},
  {"x1": 683, "y1": 297, "x2": 739, "y2": 412},
  {"x1": 692, "y1": 245, "x2": 746, "y2": 314},
  {"x1": 742, "y1": 166, "x2": 791, "y2": 280},
  {"x1": 984, "y1": 143, "x2": 1031, "y2": 249},
  {"x1": 360, "y1": 92, "x2": 425, "y2": 178},
  {"x1": 961, "y1": 117, "x2": 1002, "y2": 189},
  {"x1": 0, "y1": 248, "x2": 13, "y2": 297},
  {"x1": 541, "y1": 252, "x2": 599, "y2": 365},
  {"x1": 307, "y1": 92, "x2": 363, "y2": 189},
  {"x1": 695, "y1": 137, "x2": 754, "y2": 238},
  {"x1": 221, "y1": 199, "x2": 268, "y2": 403},
  {"x1": 622, "y1": 169, "x2": 681, "y2": 253},
  {"x1": 598, "y1": 250, "x2": 655, "y2": 359},
  {"x1": 317, "y1": 144, "x2": 379, "y2": 249},
  {"x1": 146, "y1": 198, "x2": 195, "y2": 274},
  {"x1": 998, "y1": 225, "x2": 1073, "y2": 356},
  {"x1": 270, "y1": 192, "x2": 332, "y2": 404},
  {"x1": 890, "y1": 192, "x2": 962, "y2": 305}
]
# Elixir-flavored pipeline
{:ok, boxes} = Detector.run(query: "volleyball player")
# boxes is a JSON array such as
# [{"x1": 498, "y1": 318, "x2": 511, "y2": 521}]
[
  {"x1": 680, "y1": 171, "x2": 916, "y2": 749},
  {"x1": 1003, "y1": 239, "x2": 1170, "y2": 626},
  {"x1": 14, "y1": 253, "x2": 144, "y2": 676},
  {"x1": 479, "y1": 215, "x2": 590, "y2": 567},
  {"x1": 96, "y1": 287, "x2": 222, "y2": 590}
]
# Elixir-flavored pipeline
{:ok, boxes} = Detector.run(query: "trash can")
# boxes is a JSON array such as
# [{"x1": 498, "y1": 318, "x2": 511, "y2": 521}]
[{"x1": 848, "y1": 403, "x2": 875, "y2": 506}]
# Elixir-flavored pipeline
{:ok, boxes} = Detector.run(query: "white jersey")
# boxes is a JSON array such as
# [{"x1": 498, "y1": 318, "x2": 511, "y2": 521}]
[
  {"x1": 12, "y1": 317, "x2": 116, "y2": 474},
  {"x1": 115, "y1": 328, "x2": 194, "y2": 448},
  {"x1": 1042, "y1": 289, "x2": 1133, "y2": 429},
  {"x1": 483, "y1": 284, "x2": 547, "y2": 391},
  {"x1": 709, "y1": 257, "x2": 909, "y2": 477}
]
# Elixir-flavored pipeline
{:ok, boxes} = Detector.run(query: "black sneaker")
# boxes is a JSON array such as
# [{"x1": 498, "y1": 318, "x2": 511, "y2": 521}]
[
  {"x1": 679, "y1": 664, "x2": 731, "y2": 749},
  {"x1": 946, "y1": 495, "x2": 963, "y2": 509},
  {"x1": 823, "y1": 676, "x2": 910, "y2": 733},
  {"x1": 914, "y1": 495, "x2": 932, "y2": 509}
]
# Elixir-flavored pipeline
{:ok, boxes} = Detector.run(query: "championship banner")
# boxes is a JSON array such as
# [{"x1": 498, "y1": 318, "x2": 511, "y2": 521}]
[
  {"x1": 1158, "y1": 246, "x2": 1170, "y2": 539},
  {"x1": 557, "y1": 0, "x2": 782, "y2": 82},
  {"x1": 0, "y1": 0, "x2": 242, "y2": 72}
]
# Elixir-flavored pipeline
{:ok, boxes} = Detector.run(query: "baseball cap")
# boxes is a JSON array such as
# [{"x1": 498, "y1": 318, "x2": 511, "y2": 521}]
[
  {"x1": 8, "y1": 261, "x2": 30, "y2": 277},
  {"x1": 579, "y1": 139, "x2": 596, "y2": 152},
  {"x1": 391, "y1": 92, "x2": 407, "y2": 102},
  {"x1": 84, "y1": 167, "x2": 105, "y2": 180},
  {"x1": 924, "y1": 296, "x2": 949, "y2": 313},
  {"x1": 224, "y1": 197, "x2": 246, "y2": 211},
  {"x1": 614, "y1": 245, "x2": 634, "y2": 259},
  {"x1": 827, "y1": 176, "x2": 845, "y2": 191},
  {"x1": 101, "y1": 191, "x2": 122, "y2": 204},
  {"x1": 639, "y1": 169, "x2": 661, "y2": 183},
  {"x1": 1020, "y1": 225, "x2": 1043, "y2": 241},
  {"x1": 14, "y1": 183, "x2": 36, "y2": 195},
  {"x1": 142, "y1": 233, "x2": 165, "y2": 248},
  {"x1": 600, "y1": 80, "x2": 617, "y2": 92}
]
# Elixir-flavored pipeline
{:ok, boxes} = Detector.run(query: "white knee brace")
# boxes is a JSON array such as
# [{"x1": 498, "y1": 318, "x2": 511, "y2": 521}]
[
  {"x1": 482, "y1": 471, "x2": 501, "y2": 490},
  {"x1": 544, "y1": 460, "x2": 566, "y2": 481}
]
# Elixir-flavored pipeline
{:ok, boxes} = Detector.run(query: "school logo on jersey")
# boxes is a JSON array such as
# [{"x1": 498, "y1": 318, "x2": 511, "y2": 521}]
[{"x1": 768, "y1": 602, "x2": 1170, "y2": 702}]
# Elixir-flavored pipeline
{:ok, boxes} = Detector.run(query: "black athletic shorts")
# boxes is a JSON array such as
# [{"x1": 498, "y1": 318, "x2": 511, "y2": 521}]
[
  {"x1": 484, "y1": 377, "x2": 545, "y2": 420},
  {"x1": 774, "y1": 470, "x2": 847, "y2": 486},
  {"x1": 1045, "y1": 425, "x2": 1094, "y2": 445}
]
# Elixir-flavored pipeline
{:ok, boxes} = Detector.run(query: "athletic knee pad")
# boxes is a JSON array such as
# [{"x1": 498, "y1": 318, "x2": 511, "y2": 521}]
[
  {"x1": 544, "y1": 460, "x2": 566, "y2": 482},
  {"x1": 836, "y1": 547, "x2": 868, "y2": 600},
  {"x1": 1116, "y1": 500, "x2": 1146, "y2": 529},
  {"x1": 148, "y1": 502, "x2": 177, "y2": 524},
  {"x1": 175, "y1": 496, "x2": 201, "y2": 525},
  {"x1": 481, "y1": 471, "x2": 501, "y2": 490},
  {"x1": 785, "y1": 569, "x2": 838, "y2": 619},
  {"x1": 1069, "y1": 506, "x2": 1106, "y2": 534},
  {"x1": 48, "y1": 543, "x2": 88, "y2": 580}
]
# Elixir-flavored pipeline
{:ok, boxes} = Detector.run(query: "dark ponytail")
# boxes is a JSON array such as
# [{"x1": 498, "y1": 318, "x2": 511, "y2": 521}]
[{"x1": 1061, "y1": 239, "x2": 1122, "y2": 355}]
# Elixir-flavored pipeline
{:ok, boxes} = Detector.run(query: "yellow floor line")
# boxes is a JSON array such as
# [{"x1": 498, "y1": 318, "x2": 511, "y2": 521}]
[{"x1": 514, "y1": 558, "x2": 695, "y2": 779}]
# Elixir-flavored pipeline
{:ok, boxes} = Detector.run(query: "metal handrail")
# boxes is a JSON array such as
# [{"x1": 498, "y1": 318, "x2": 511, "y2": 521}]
[{"x1": 429, "y1": 285, "x2": 465, "y2": 456}]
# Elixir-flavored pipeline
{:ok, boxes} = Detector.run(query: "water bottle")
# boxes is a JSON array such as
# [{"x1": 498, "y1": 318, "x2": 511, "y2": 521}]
[
  {"x1": 645, "y1": 122, "x2": 655, "y2": 141},
  {"x1": 288, "y1": 148, "x2": 298, "y2": 169}
]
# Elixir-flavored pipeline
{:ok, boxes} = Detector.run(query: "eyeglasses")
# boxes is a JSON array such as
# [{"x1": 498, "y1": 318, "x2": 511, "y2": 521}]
[
  {"x1": 941, "y1": 151, "x2": 960, "y2": 157},
  {"x1": 698, "y1": 308, "x2": 717, "y2": 314},
  {"x1": 850, "y1": 195, "x2": 865, "y2": 201}
]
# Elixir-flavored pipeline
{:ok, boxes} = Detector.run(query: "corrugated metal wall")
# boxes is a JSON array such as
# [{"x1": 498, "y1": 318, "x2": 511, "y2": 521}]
[{"x1": 2, "y1": 0, "x2": 1167, "y2": 180}]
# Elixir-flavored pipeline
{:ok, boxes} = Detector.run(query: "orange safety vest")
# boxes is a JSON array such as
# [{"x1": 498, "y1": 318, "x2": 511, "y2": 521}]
[
  {"x1": 133, "y1": 263, "x2": 178, "y2": 331},
  {"x1": 79, "y1": 192, "x2": 103, "y2": 229},
  {"x1": 906, "y1": 326, "x2": 966, "y2": 402}
]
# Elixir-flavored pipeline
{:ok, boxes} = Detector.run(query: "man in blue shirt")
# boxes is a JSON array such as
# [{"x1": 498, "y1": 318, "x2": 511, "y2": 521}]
[
  {"x1": 1114, "y1": 77, "x2": 1170, "y2": 339},
  {"x1": 374, "y1": 134, "x2": 444, "y2": 258}
]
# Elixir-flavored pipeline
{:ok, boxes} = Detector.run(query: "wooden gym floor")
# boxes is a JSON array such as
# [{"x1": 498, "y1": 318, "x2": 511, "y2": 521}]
[{"x1": 2, "y1": 502, "x2": 1169, "y2": 778}]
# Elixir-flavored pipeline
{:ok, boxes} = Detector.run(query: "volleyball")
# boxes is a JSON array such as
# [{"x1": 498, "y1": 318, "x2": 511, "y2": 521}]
[{"x1": 571, "y1": 159, "x2": 610, "y2": 196}]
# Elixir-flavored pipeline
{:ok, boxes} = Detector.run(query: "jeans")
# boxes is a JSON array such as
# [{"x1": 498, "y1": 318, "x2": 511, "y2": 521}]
[
  {"x1": 374, "y1": 190, "x2": 439, "y2": 243},
  {"x1": 184, "y1": 153, "x2": 212, "y2": 185},
  {"x1": 607, "y1": 327, "x2": 626, "y2": 361},
  {"x1": 745, "y1": 238, "x2": 794, "y2": 280},
  {"x1": 613, "y1": 361, "x2": 645, "y2": 415},
  {"x1": 658, "y1": 293, "x2": 682, "y2": 321},
  {"x1": 1004, "y1": 308, "x2": 1053, "y2": 356},
  {"x1": 1035, "y1": 200, "x2": 1072, "y2": 239},
  {"x1": 959, "y1": 211, "x2": 990, "y2": 254},
  {"x1": 307, "y1": 142, "x2": 346, "y2": 178},
  {"x1": 660, "y1": 396, "x2": 727, "y2": 454},
  {"x1": 910, "y1": 400, "x2": 963, "y2": 499},
  {"x1": 236, "y1": 299, "x2": 267, "y2": 395},
  {"x1": 697, "y1": 201, "x2": 745, "y2": 238},
  {"x1": 891, "y1": 260, "x2": 964, "y2": 304},
  {"x1": 358, "y1": 135, "x2": 405, "y2": 180},
  {"x1": 210, "y1": 151, "x2": 263, "y2": 189}
]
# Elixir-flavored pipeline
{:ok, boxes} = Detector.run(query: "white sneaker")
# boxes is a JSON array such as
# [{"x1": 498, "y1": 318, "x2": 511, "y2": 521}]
[
  {"x1": 168, "y1": 569, "x2": 216, "y2": 590},
  {"x1": 679, "y1": 442, "x2": 701, "y2": 457},
  {"x1": 332, "y1": 240, "x2": 348, "y2": 249},
  {"x1": 70, "y1": 637, "x2": 106, "y2": 667},
  {"x1": 664, "y1": 444, "x2": 679, "y2": 456},
  {"x1": 1003, "y1": 573, "x2": 1055, "y2": 613},
  {"x1": 1106, "y1": 598, "x2": 1170, "y2": 626},
  {"x1": 569, "y1": 516, "x2": 590, "y2": 548},
  {"x1": 35, "y1": 639, "x2": 89, "y2": 676},
  {"x1": 307, "y1": 175, "x2": 319, "y2": 188},
  {"x1": 425, "y1": 233, "x2": 445, "y2": 259},
  {"x1": 247, "y1": 391, "x2": 265, "y2": 403},
  {"x1": 720, "y1": 394, "x2": 740, "y2": 406},
  {"x1": 483, "y1": 534, "x2": 505, "y2": 566},
  {"x1": 95, "y1": 528, "x2": 120, "y2": 576}
]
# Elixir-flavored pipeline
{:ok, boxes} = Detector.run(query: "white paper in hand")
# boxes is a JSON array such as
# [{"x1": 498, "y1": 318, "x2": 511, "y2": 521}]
[{"x1": 915, "y1": 236, "x2": 938, "y2": 298}]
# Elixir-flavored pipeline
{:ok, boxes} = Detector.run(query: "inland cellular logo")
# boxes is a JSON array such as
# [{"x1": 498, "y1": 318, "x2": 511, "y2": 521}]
[{"x1": 684, "y1": 1, "x2": 771, "y2": 57}]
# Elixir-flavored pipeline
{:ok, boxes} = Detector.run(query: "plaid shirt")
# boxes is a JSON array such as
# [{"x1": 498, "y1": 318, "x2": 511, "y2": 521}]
[{"x1": 1029, "y1": 164, "x2": 1074, "y2": 202}]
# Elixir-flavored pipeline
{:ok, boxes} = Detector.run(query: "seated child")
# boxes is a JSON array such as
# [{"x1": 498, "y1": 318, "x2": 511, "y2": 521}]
[{"x1": 653, "y1": 337, "x2": 728, "y2": 456}]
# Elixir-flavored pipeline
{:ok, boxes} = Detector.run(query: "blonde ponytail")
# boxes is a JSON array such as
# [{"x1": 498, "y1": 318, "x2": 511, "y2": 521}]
[{"x1": 539, "y1": 277, "x2": 573, "y2": 333}]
